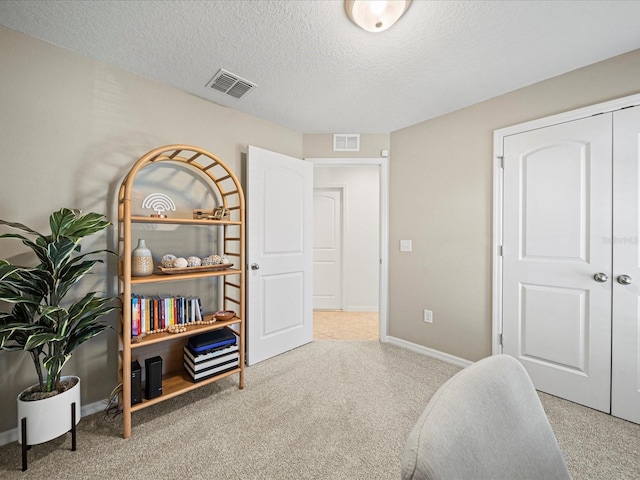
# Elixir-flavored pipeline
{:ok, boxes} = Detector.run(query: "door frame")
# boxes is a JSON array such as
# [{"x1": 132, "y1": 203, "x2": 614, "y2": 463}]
[
  {"x1": 306, "y1": 157, "x2": 389, "y2": 342},
  {"x1": 492, "y1": 92, "x2": 640, "y2": 354}
]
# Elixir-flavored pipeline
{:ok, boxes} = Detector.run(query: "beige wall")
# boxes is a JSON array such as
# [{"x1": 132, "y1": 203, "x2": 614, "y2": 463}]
[
  {"x1": 0, "y1": 26, "x2": 302, "y2": 435},
  {"x1": 389, "y1": 48, "x2": 640, "y2": 362}
]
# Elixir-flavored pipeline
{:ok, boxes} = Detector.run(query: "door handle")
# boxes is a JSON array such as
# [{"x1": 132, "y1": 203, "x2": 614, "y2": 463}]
[
  {"x1": 617, "y1": 274, "x2": 633, "y2": 285},
  {"x1": 593, "y1": 272, "x2": 608, "y2": 283},
  {"x1": 250, "y1": 263, "x2": 260, "y2": 270}
]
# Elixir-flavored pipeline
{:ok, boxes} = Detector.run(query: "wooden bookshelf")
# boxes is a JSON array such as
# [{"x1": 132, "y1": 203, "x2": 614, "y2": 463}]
[{"x1": 117, "y1": 145, "x2": 245, "y2": 439}]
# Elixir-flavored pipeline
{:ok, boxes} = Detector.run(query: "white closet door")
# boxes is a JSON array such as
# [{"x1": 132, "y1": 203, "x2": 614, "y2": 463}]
[
  {"x1": 502, "y1": 114, "x2": 613, "y2": 413},
  {"x1": 612, "y1": 105, "x2": 640, "y2": 424}
]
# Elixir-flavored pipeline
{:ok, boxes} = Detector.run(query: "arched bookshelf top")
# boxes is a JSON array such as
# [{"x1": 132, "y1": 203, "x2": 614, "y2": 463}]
[{"x1": 119, "y1": 144, "x2": 244, "y2": 221}]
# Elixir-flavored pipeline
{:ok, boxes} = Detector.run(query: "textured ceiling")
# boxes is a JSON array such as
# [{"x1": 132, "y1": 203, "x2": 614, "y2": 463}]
[{"x1": 1, "y1": 0, "x2": 640, "y2": 133}]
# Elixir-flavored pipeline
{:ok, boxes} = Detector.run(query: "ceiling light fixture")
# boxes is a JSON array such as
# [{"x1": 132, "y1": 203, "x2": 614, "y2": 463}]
[{"x1": 344, "y1": 0, "x2": 412, "y2": 33}]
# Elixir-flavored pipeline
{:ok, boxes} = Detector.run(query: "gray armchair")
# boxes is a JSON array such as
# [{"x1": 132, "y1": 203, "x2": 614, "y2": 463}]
[{"x1": 401, "y1": 354, "x2": 571, "y2": 480}]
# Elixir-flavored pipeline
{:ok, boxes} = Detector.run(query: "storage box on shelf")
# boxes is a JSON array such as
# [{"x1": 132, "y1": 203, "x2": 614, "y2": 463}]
[{"x1": 117, "y1": 145, "x2": 245, "y2": 439}]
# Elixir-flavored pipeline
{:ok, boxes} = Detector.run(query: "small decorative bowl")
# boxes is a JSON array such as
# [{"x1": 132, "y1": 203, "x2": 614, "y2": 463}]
[{"x1": 214, "y1": 310, "x2": 236, "y2": 321}]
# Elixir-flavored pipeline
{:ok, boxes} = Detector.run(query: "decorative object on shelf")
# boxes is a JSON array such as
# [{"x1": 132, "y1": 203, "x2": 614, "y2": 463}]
[
  {"x1": 203, "y1": 254, "x2": 222, "y2": 265},
  {"x1": 0, "y1": 208, "x2": 117, "y2": 468},
  {"x1": 214, "y1": 310, "x2": 236, "y2": 321},
  {"x1": 159, "y1": 253, "x2": 234, "y2": 272},
  {"x1": 193, "y1": 208, "x2": 215, "y2": 219},
  {"x1": 192, "y1": 207, "x2": 229, "y2": 220},
  {"x1": 173, "y1": 257, "x2": 188, "y2": 268},
  {"x1": 131, "y1": 239, "x2": 154, "y2": 276},
  {"x1": 212, "y1": 206, "x2": 229, "y2": 220},
  {"x1": 161, "y1": 254, "x2": 177, "y2": 268},
  {"x1": 157, "y1": 263, "x2": 234, "y2": 274},
  {"x1": 187, "y1": 256, "x2": 202, "y2": 267},
  {"x1": 142, "y1": 192, "x2": 176, "y2": 218},
  {"x1": 167, "y1": 324, "x2": 187, "y2": 334}
]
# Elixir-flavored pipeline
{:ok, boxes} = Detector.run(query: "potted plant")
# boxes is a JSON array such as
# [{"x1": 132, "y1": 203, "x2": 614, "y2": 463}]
[{"x1": 0, "y1": 208, "x2": 117, "y2": 450}]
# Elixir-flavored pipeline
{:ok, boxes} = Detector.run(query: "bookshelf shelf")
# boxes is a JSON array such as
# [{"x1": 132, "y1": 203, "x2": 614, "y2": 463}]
[
  {"x1": 125, "y1": 268, "x2": 242, "y2": 285},
  {"x1": 130, "y1": 367, "x2": 242, "y2": 412},
  {"x1": 117, "y1": 144, "x2": 245, "y2": 439},
  {"x1": 129, "y1": 317, "x2": 241, "y2": 348},
  {"x1": 130, "y1": 215, "x2": 242, "y2": 226}
]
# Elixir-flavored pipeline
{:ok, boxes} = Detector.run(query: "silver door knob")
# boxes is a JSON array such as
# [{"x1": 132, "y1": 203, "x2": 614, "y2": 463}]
[
  {"x1": 250, "y1": 263, "x2": 260, "y2": 270},
  {"x1": 617, "y1": 274, "x2": 633, "y2": 285},
  {"x1": 593, "y1": 272, "x2": 608, "y2": 283}
]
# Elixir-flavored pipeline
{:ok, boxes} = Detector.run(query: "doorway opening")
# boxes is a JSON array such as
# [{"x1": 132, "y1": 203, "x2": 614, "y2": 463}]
[
  {"x1": 313, "y1": 311, "x2": 378, "y2": 340},
  {"x1": 307, "y1": 157, "x2": 389, "y2": 342}
]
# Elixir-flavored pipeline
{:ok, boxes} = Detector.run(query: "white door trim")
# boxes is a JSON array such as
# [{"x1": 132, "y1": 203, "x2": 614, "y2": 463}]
[
  {"x1": 492, "y1": 92, "x2": 640, "y2": 355},
  {"x1": 305, "y1": 157, "x2": 390, "y2": 342}
]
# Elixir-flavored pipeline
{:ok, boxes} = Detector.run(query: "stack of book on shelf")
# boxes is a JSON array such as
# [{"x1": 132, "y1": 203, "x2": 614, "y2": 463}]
[
  {"x1": 183, "y1": 328, "x2": 239, "y2": 382},
  {"x1": 131, "y1": 295, "x2": 203, "y2": 337}
]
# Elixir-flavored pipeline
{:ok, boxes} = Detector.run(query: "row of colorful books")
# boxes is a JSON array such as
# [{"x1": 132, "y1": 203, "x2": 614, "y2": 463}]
[{"x1": 131, "y1": 295, "x2": 204, "y2": 337}]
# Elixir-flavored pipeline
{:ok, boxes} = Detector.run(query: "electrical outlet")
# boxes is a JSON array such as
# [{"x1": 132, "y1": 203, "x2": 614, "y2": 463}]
[
  {"x1": 423, "y1": 309, "x2": 433, "y2": 324},
  {"x1": 400, "y1": 240, "x2": 412, "y2": 252}
]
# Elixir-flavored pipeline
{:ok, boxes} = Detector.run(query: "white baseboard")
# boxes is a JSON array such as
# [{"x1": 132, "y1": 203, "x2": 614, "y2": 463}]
[
  {"x1": 343, "y1": 306, "x2": 379, "y2": 313},
  {"x1": 386, "y1": 336, "x2": 473, "y2": 368},
  {"x1": 0, "y1": 398, "x2": 107, "y2": 447}
]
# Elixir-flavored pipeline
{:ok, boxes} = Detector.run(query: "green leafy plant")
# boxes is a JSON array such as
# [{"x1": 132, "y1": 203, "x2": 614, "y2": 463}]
[{"x1": 0, "y1": 208, "x2": 117, "y2": 397}]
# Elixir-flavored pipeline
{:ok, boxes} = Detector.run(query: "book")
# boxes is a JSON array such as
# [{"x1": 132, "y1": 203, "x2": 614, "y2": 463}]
[
  {"x1": 188, "y1": 328, "x2": 237, "y2": 353},
  {"x1": 183, "y1": 351, "x2": 239, "y2": 373},
  {"x1": 131, "y1": 296, "x2": 140, "y2": 337},
  {"x1": 140, "y1": 296, "x2": 146, "y2": 334},
  {"x1": 183, "y1": 343, "x2": 239, "y2": 365},
  {"x1": 183, "y1": 357, "x2": 239, "y2": 382},
  {"x1": 129, "y1": 294, "x2": 204, "y2": 337}
]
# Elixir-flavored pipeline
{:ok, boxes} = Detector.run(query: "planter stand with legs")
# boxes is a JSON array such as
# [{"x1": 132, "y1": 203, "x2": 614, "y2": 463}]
[
  {"x1": 20, "y1": 402, "x2": 77, "y2": 471},
  {"x1": 17, "y1": 376, "x2": 81, "y2": 471}
]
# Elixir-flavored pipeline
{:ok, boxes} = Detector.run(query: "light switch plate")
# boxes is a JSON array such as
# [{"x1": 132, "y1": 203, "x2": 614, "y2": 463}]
[{"x1": 400, "y1": 240, "x2": 412, "y2": 252}]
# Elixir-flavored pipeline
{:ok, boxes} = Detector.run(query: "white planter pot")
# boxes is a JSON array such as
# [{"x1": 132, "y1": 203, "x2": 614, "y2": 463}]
[{"x1": 17, "y1": 376, "x2": 81, "y2": 445}]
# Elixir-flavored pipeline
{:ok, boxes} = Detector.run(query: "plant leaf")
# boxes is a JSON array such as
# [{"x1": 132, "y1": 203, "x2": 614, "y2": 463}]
[
  {"x1": 50, "y1": 209, "x2": 110, "y2": 239},
  {"x1": 0, "y1": 219, "x2": 42, "y2": 236},
  {"x1": 43, "y1": 354, "x2": 72, "y2": 391}
]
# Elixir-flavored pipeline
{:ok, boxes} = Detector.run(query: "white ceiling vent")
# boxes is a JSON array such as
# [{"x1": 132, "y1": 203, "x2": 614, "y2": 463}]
[
  {"x1": 333, "y1": 134, "x2": 360, "y2": 152},
  {"x1": 206, "y1": 69, "x2": 257, "y2": 100}
]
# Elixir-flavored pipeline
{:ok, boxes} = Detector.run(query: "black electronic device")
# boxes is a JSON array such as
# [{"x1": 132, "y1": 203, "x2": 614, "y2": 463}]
[
  {"x1": 144, "y1": 356, "x2": 163, "y2": 400},
  {"x1": 131, "y1": 360, "x2": 142, "y2": 405}
]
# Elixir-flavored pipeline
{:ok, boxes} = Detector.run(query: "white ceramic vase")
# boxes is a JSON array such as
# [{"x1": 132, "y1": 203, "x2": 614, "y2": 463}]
[
  {"x1": 132, "y1": 238, "x2": 154, "y2": 276},
  {"x1": 17, "y1": 375, "x2": 81, "y2": 445}
]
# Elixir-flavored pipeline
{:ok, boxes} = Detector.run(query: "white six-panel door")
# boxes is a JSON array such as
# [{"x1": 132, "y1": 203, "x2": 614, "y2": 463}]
[{"x1": 502, "y1": 114, "x2": 613, "y2": 413}]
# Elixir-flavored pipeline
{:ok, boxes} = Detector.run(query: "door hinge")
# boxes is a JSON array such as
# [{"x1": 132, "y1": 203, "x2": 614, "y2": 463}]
[
  {"x1": 498, "y1": 333, "x2": 503, "y2": 346},
  {"x1": 497, "y1": 155, "x2": 504, "y2": 168},
  {"x1": 498, "y1": 245, "x2": 503, "y2": 257}
]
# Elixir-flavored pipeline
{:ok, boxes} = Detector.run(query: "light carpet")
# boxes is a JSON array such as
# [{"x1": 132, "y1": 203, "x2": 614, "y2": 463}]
[{"x1": 0, "y1": 341, "x2": 638, "y2": 479}]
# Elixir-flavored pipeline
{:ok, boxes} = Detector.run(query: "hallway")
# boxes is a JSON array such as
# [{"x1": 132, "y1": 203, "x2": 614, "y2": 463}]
[{"x1": 313, "y1": 311, "x2": 378, "y2": 341}]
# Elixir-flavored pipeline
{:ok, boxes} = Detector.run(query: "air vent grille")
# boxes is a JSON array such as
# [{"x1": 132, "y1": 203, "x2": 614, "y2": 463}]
[
  {"x1": 333, "y1": 134, "x2": 360, "y2": 152},
  {"x1": 206, "y1": 69, "x2": 257, "y2": 100}
]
